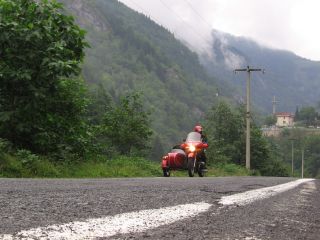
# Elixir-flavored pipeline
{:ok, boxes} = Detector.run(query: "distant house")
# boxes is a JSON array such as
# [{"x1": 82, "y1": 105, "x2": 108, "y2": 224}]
[{"x1": 275, "y1": 112, "x2": 294, "y2": 127}]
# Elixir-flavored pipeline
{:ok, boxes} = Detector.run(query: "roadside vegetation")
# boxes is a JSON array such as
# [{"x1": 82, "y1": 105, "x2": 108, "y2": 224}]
[
  {"x1": 0, "y1": 149, "x2": 251, "y2": 178},
  {"x1": 267, "y1": 128, "x2": 320, "y2": 179}
]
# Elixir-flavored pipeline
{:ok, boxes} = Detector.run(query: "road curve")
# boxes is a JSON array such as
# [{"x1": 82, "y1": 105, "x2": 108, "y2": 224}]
[{"x1": 0, "y1": 177, "x2": 319, "y2": 239}]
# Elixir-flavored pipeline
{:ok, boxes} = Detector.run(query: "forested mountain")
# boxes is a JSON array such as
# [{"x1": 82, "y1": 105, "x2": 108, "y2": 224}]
[
  {"x1": 59, "y1": 0, "x2": 224, "y2": 149},
  {"x1": 200, "y1": 30, "x2": 320, "y2": 114}
]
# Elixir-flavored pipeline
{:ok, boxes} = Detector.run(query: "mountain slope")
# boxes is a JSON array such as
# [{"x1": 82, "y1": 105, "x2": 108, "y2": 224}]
[
  {"x1": 201, "y1": 30, "x2": 320, "y2": 113},
  {"x1": 59, "y1": 0, "x2": 223, "y2": 148}
]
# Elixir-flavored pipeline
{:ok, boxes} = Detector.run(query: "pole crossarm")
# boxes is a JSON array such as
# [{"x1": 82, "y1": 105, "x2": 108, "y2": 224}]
[{"x1": 234, "y1": 66, "x2": 265, "y2": 73}]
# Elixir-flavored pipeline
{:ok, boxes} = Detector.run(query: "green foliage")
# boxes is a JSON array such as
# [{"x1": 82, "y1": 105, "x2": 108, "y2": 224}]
[
  {"x1": 0, "y1": 0, "x2": 89, "y2": 157},
  {"x1": 87, "y1": 83, "x2": 112, "y2": 125},
  {"x1": 264, "y1": 115, "x2": 277, "y2": 126},
  {"x1": 0, "y1": 153, "x2": 162, "y2": 178},
  {"x1": 208, "y1": 163, "x2": 251, "y2": 176},
  {"x1": 305, "y1": 136, "x2": 320, "y2": 178},
  {"x1": 0, "y1": 149, "x2": 60, "y2": 177},
  {"x1": 0, "y1": 153, "x2": 23, "y2": 177},
  {"x1": 204, "y1": 101, "x2": 243, "y2": 164},
  {"x1": 204, "y1": 101, "x2": 290, "y2": 176},
  {"x1": 0, "y1": 138, "x2": 11, "y2": 154},
  {"x1": 60, "y1": 0, "x2": 219, "y2": 148},
  {"x1": 295, "y1": 106, "x2": 319, "y2": 126},
  {"x1": 16, "y1": 149, "x2": 40, "y2": 168},
  {"x1": 149, "y1": 135, "x2": 165, "y2": 161},
  {"x1": 60, "y1": 156, "x2": 162, "y2": 178},
  {"x1": 102, "y1": 92, "x2": 152, "y2": 155},
  {"x1": 267, "y1": 128, "x2": 320, "y2": 178}
]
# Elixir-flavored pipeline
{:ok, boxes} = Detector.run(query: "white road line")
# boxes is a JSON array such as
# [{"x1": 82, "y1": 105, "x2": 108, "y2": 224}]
[
  {"x1": 219, "y1": 178, "x2": 314, "y2": 206},
  {"x1": 1, "y1": 202, "x2": 211, "y2": 240}
]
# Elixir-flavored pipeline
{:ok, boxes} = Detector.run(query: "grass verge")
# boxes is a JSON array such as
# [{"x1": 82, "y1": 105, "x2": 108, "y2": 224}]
[
  {"x1": 0, "y1": 154, "x2": 163, "y2": 178},
  {"x1": 168, "y1": 163, "x2": 251, "y2": 177},
  {"x1": 1, "y1": 153, "x2": 252, "y2": 178}
]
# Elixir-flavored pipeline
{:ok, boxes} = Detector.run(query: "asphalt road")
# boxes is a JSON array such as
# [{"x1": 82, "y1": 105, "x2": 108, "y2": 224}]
[{"x1": 0, "y1": 177, "x2": 319, "y2": 239}]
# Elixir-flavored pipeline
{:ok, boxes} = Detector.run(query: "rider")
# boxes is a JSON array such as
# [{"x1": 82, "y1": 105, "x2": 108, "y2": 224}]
[{"x1": 194, "y1": 125, "x2": 208, "y2": 167}]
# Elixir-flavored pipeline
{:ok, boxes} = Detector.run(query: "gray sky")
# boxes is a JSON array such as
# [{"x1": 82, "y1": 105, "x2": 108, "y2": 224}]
[{"x1": 119, "y1": 0, "x2": 320, "y2": 61}]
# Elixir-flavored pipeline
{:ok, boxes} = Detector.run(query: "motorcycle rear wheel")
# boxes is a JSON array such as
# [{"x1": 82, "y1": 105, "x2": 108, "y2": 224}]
[{"x1": 198, "y1": 167, "x2": 204, "y2": 177}]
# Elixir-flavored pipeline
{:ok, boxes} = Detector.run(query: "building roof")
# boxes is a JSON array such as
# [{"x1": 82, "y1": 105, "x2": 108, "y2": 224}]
[{"x1": 275, "y1": 112, "x2": 294, "y2": 117}]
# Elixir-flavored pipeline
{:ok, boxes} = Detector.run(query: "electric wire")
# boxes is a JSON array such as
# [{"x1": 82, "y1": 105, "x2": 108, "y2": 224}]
[
  {"x1": 157, "y1": 0, "x2": 211, "y2": 51},
  {"x1": 183, "y1": 0, "x2": 213, "y2": 30},
  {"x1": 127, "y1": 0, "x2": 191, "y2": 43},
  {"x1": 125, "y1": 0, "x2": 212, "y2": 53}
]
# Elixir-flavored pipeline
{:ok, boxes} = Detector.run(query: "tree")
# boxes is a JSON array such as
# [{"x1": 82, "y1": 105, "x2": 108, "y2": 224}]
[
  {"x1": 87, "y1": 83, "x2": 112, "y2": 125},
  {"x1": 0, "y1": 0, "x2": 88, "y2": 155},
  {"x1": 304, "y1": 135, "x2": 320, "y2": 178},
  {"x1": 295, "y1": 106, "x2": 300, "y2": 121},
  {"x1": 102, "y1": 92, "x2": 152, "y2": 155},
  {"x1": 264, "y1": 115, "x2": 277, "y2": 126},
  {"x1": 204, "y1": 101, "x2": 243, "y2": 164},
  {"x1": 149, "y1": 135, "x2": 165, "y2": 161},
  {"x1": 298, "y1": 107, "x2": 318, "y2": 126},
  {"x1": 205, "y1": 101, "x2": 289, "y2": 176}
]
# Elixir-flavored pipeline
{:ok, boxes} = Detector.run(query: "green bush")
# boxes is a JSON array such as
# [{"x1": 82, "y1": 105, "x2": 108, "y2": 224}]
[
  {"x1": 0, "y1": 153, "x2": 24, "y2": 177},
  {"x1": 0, "y1": 149, "x2": 60, "y2": 177}
]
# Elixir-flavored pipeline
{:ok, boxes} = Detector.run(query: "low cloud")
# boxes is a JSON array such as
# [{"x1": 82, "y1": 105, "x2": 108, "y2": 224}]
[{"x1": 119, "y1": 0, "x2": 320, "y2": 61}]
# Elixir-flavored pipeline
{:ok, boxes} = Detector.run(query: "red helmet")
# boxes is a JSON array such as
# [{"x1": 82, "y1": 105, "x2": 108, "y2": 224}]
[{"x1": 194, "y1": 125, "x2": 203, "y2": 133}]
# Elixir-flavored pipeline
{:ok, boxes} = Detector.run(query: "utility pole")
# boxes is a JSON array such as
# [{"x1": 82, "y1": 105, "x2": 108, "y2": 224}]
[
  {"x1": 289, "y1": 138, "x2": 295, "y2": 176},
  {"x1": 301, "y1": 148, "x2": 304, "y2": 178},
  {"x1": 234, "y1": 66, "x2": 264, "y2": 170},
  {"x1": 272, "y1": 96, "x2": 278, "y2": 115}
]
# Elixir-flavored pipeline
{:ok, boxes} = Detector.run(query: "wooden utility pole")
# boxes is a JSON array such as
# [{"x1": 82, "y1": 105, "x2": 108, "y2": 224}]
[
  {"x1": 234, "y1": 66, "x2": 264, "y2": 170},
  {"x1": 289, "y1": 138, "x2": 296, "y2": 176},
  {"x1": 301, "y1": 148, "x2": 304, "y2": 178}
]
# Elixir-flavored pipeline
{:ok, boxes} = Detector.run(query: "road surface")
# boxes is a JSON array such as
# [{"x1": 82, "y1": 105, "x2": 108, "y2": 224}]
[{"x1": 0, "y1": 177, "x2": 319, "y2": 239}]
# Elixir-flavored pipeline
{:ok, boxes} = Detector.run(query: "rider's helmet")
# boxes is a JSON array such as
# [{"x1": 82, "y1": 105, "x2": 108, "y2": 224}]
[{"x1": 194, "y1": 125, "x2": 203, "y2": 134}]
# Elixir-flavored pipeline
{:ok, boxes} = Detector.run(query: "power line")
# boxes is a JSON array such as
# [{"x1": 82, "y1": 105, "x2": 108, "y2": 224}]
[
  {"x1": 183, "y1": 0, "x2": 213, "y2": 30},
  {"x1": 158, "y1": 0, "x2": 211, "y2": 49},
  {"x1": 127, "y1": 0, "x2": 194, "y2": 45},
  {"x1": 127, "y1": 0, "x2": 163, "y2": 24}
]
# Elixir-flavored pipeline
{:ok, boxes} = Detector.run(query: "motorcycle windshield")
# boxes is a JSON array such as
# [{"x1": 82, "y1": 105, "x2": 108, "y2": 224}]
[{"x1": 185, "y1": 132, "x2": 201, "y2": 142}]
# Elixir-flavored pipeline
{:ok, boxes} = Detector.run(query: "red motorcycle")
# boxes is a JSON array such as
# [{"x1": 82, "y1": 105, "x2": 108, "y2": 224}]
[{"x1": 161, "y1": 132, "x2": 208, "y2": 177}]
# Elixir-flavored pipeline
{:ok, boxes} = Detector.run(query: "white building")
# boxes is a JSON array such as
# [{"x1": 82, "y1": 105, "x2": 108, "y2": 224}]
[{"x1": 275, "y1": 112, "x2": 294, "y2": 127}]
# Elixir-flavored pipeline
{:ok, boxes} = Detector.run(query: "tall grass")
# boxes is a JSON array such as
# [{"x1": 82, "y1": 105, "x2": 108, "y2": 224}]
[
  {"x1": 0, "y1": 153, "x2": 162, "y2": 178},
  {"x1": 168, "y1": 163, "x2": 251, "y2": 177},
  {"x1": 207, "y1": 163, "x2": 253, "y2": 176},
  {"x1": 1, "y1": 149, "x2": 252, "y2": 178},
  {"x1": 59, "y1": 157, "x2": 162, "y2": 178}
]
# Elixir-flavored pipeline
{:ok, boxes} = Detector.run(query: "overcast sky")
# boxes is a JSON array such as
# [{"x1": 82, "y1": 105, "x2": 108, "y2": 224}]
[{"x1": 119, "y1": 0, "x2": 320, "y2": 61}]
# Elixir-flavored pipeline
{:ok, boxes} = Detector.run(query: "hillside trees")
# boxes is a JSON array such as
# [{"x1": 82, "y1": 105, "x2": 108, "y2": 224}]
[
  {"x1": 204, "y1": 101, "x2": 243, "y2": 164},
  {"x1": 270, "y1": 129, "x2": 320, "y2": 178},
  {"x1": 305, "y1": 136, "x2": 320, "y2": 178},
  {"x1": 61, "y1": 0, "x2": 220, "y2": 148},
  {"x1": 204, "y1": 101, "x2": 289, "y2": 176},
  {"x1": 295, "y1": 106, "x2": 319, "y2": 126},
  {"x1": 264, "y1": 115, "x2": 277, "y2": 126},
  {"x1": 101, "y1": 92, "x2": 152, "y2": 156}
]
